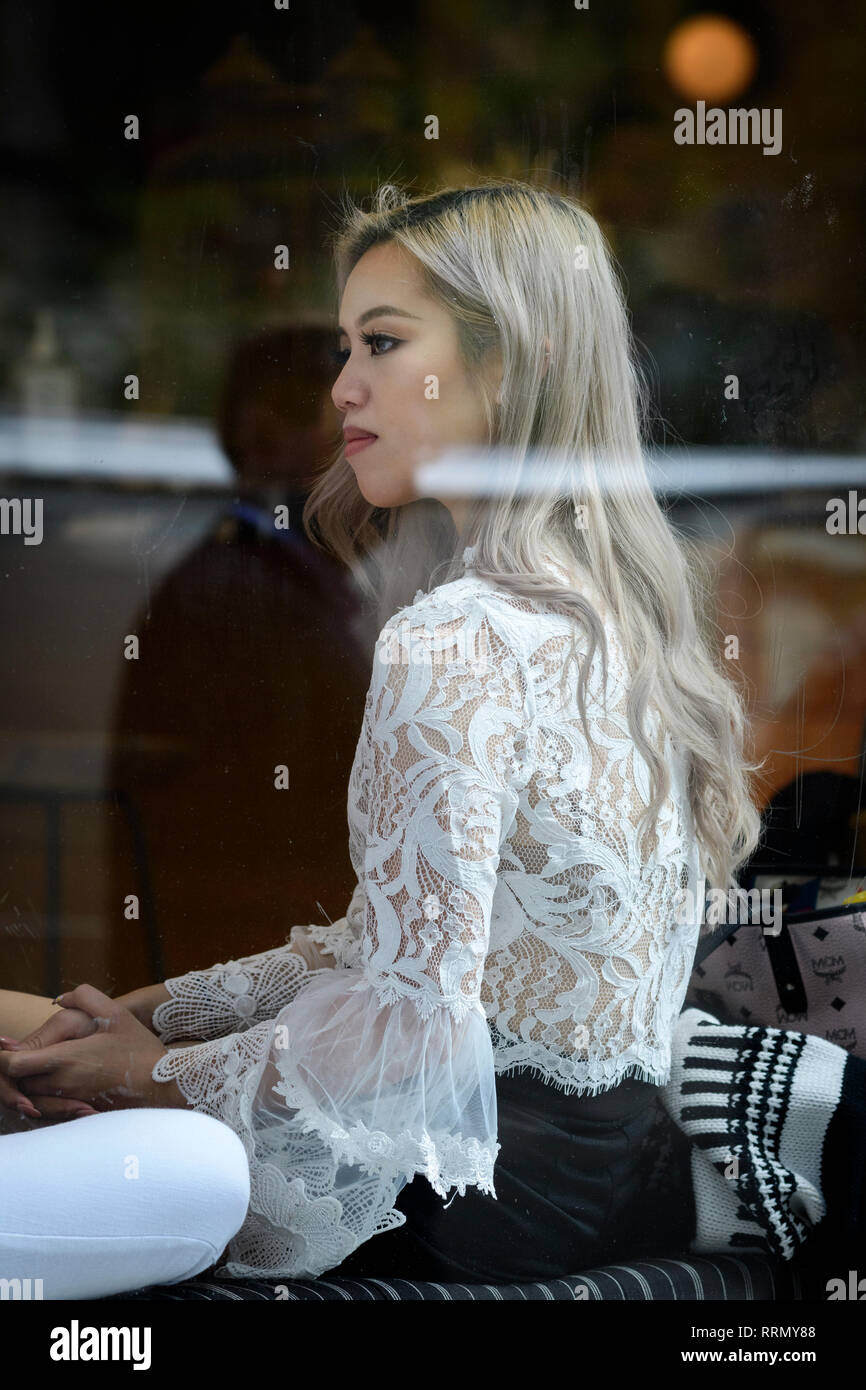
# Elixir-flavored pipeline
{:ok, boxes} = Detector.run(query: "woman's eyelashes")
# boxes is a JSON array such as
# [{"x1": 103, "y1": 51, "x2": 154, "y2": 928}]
[{"x1": 330, "y1": 331, "x2": 401, "y2": 365}]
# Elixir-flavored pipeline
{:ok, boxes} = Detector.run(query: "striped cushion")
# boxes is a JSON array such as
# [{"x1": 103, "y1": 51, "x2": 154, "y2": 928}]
[{"x1": 106, "y1": 1252, "x2": 824, "y2": 1301}]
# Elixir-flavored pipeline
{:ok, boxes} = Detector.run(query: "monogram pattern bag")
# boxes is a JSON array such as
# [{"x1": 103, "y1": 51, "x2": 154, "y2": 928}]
[{"x1": 686, "y1": 878, "x2": 866, "y2": 1059}]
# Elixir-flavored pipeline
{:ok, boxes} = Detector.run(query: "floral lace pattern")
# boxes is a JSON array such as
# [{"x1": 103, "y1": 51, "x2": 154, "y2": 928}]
[{"x1": 151, "y1": 566, "x2": 705, "y2": 1278}]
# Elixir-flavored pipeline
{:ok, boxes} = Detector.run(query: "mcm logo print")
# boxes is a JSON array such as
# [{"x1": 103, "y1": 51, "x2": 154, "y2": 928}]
[
  {"x1": 811, "y1": 954, "x2": 846, "y2": 985},
  {"x1": 775, "y1": 1003, "x2": 809, "y2": 1026},
  {"x1": 723, "y1": 960, "x2": 753, "y2": 993}
]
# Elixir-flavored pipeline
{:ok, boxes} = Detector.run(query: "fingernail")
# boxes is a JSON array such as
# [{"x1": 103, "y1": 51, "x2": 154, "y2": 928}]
[
  {"x1": 17, "y1": 1103, "x2": 40, "y2": 1118},
  {"x1": 0, "y1": 1037, "x2": 20, "y2": 1048}
]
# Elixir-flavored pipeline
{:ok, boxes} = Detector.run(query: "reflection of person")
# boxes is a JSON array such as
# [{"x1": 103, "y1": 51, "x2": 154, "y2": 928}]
[
  {"x1": 0, "y1": 181, "x2": 761, "y2": 1296},
  {"x1": 215, "y1": 324, "x2": 346, "y2": 494},
  {"x1": 101, "y1": 324, "x2": 377, "y2": 991}
]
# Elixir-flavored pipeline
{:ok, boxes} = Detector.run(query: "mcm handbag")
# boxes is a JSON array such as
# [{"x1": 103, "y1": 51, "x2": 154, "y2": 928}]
[{"x1": 686, "y1": 872, "x2": 866, "y2": 1060}]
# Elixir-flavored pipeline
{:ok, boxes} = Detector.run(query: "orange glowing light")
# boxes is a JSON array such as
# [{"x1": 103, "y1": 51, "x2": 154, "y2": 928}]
[{"x1": 663, "y1": 14, "x2": 758, "y2": 103}]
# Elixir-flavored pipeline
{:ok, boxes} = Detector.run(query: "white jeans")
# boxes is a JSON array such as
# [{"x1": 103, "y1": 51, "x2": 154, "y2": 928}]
[{"x1": 0, "y1": 1108, "x2": 251, "y2": 1299}]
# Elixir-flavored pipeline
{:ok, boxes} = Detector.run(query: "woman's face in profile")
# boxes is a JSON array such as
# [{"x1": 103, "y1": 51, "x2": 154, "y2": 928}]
[{"x1": 332, "y1": 239, "x2": 501, "y2": 511}]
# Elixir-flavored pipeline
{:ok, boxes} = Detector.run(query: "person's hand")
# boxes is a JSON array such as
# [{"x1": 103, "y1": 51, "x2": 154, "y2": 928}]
[
  {"x1": 0, "y1": 984, "x2": 185, "y2": 1113},
  {"x1": 113, "y1": 982, "x2": 171, "y2": 1034},
  {"x1": 0, "y1": 1007, "x2": 100, "y2": 1123}
]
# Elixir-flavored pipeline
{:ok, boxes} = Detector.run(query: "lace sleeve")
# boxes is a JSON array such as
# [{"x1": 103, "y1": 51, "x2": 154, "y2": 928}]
[
  {"x1": 151, "y1": 881, "x2": 368, "y2": 1044},
  {"x1": 151, "y1": 595, "x2": 533, "y2": 1279}
]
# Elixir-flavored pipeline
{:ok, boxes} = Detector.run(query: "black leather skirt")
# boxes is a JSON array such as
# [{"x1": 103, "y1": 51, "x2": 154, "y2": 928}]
[{"x1": 335, "y1": 1065, "x2": 694, "y2": 1282}]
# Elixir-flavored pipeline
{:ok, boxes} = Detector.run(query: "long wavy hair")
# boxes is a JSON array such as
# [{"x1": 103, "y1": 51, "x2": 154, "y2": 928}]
[{"x1": 303, "y1": 178, "x2": 764, "y2": 895}]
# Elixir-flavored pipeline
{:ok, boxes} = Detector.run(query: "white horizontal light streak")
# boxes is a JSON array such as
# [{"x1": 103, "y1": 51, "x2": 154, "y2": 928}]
[{"x1": 415, "y1": 446, "x2": 866, "y2": 496}]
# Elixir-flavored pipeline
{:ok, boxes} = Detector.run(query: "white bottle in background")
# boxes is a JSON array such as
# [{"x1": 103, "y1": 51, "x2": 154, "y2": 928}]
[{"x1": 17, "y1": 308, "x2": 79, "y2": 417}]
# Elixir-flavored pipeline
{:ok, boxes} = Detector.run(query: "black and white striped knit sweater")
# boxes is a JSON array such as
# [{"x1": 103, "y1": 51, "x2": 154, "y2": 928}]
[{"x1": 659, "y1": 1008, "x2": 861, "y2": 1261}]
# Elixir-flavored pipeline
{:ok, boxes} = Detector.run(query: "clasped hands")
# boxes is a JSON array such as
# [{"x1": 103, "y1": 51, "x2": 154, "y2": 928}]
[{"x1": 0, "y1": 985, "x2": 183, "y2": 1125}]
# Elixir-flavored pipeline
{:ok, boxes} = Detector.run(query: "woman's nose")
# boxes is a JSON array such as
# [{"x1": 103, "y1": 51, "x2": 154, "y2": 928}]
[{"x1": 331, "y1": 361, "x2": 368, "y2": 414}]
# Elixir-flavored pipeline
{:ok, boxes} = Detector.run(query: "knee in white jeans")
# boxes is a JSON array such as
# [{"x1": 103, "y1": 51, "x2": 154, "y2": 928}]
[{"x1": 0, "y1": 1108, "x2": 251, "y2": 1299}]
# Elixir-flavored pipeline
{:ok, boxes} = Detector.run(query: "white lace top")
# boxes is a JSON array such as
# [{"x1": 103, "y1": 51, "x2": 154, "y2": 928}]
[{"x1": 151, "y1": 549, "x2": 706, "y2": 1280}]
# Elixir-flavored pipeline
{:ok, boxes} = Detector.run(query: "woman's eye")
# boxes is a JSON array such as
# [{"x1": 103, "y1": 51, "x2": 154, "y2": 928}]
[
  {"x1": 362, "y1": 331, "x2": 399, "y2": 355},
  {"x1": 330, "y1": 332, "x2": 400, "y2": 367}
]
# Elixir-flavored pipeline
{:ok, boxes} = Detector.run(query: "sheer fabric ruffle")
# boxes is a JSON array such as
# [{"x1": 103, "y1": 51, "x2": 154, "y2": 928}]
[{"x1": 152, "y1": 962, "x2": 498, "y2": 1279}]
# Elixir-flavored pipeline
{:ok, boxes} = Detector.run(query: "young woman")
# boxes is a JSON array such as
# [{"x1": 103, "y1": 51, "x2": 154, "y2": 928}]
[{"x1": 0, "y1": 180, "x2": 761, "y2": 1296}]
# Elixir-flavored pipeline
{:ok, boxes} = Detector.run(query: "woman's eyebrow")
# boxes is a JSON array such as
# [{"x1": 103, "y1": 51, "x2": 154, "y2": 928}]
[{"x1": 337, "y1": 305, "x2": 422, "y2": 335}]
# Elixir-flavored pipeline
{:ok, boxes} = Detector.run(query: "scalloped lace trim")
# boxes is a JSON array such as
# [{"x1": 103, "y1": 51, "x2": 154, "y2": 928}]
[
  {"x1": 151, "y1": 945, "x2": 319, "y2": 1043},
  {"x1": 490, "y1": 1032, "x2": 671, "y2": 1096}
]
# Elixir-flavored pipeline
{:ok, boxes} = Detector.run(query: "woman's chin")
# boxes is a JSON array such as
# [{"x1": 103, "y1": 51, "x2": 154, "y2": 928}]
[{"x1": 352, "y1": 471, "x2": 415, "y2": 510}]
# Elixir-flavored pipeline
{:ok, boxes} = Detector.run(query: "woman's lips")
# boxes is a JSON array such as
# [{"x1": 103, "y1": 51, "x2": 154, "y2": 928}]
[{"x1": 344, "y1": 434, "x2": 377, "y2": 458}]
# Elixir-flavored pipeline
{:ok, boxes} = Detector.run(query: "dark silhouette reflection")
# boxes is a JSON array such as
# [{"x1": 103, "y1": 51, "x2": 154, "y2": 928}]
[
  {"x1": 745, "y1": 770, "x2": 864, "y2": 875},
  {"x1": 106, "y1": 326, "x2": 375, "y2": 990}
]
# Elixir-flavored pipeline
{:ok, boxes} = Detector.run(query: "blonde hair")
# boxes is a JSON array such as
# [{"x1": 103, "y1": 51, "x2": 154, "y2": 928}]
[{"x1": 303, "y1": 178, "x2": 764, "y2": 894}]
